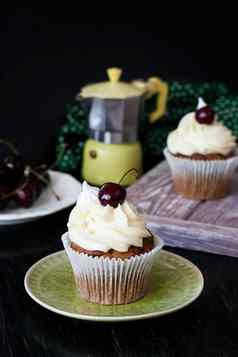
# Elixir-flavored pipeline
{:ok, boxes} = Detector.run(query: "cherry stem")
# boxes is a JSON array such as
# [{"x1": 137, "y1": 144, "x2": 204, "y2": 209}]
[
  {"x1": 118, "y1": 168, "x2": 138, "y2": 185},
  {"x1": 35, "y1": 164, "x2": 48, "y2": 170},
  {"x1": 147, "y1": 228, "x2": 154, "y2": 239},
  {"x1": 29, "y1": 167, "x2": 61, "y2": 201},
  {"x1": 0, "y1": 139, "x2": 19, "y2": 155}
]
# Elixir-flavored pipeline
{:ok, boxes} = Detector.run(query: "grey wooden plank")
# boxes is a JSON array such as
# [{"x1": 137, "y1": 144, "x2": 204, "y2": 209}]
[
  {"x1": 145, "y1": 215, "x2": 238, "y2": 258},
  {"x1": 188, "y1": 176, "x2": 238, "y2": 227}
]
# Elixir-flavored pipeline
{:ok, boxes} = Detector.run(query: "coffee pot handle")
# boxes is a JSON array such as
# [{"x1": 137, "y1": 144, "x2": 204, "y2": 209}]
[{"x1": 146, "y1": 77, "x2": 169, "y2": 123}]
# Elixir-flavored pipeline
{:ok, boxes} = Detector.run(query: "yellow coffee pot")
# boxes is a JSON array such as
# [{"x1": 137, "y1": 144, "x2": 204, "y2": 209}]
[{"x1": 79, "y1": 68, "x2": 167, "y2": 186}]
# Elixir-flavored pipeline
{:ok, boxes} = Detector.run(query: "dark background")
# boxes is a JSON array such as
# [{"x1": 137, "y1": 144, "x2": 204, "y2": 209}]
[{"x1": 0, "y1": 8, "x2": 237, "y2": 163}]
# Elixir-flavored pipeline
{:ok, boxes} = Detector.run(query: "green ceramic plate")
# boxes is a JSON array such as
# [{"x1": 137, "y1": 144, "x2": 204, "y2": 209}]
[{"x1": 24, "y1": 250, "x2": 204, "y2": 322}]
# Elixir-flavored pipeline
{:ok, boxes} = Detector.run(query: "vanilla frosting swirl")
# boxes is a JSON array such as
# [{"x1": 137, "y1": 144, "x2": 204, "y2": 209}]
[
  {"x1": 67, "y1": 181, "x2": 150, "y2": 252},
  {"x1": 167, "y1": 102, "x2": 236, "y2": 156}
]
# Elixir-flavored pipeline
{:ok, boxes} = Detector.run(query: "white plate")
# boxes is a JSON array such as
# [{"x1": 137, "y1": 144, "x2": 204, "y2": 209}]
[{"x1": 0, "y1": 170, "x2": 81, "y2": 225}]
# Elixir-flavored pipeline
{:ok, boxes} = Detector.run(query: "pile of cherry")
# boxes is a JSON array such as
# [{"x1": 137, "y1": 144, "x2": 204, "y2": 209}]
[{"x1": 0, "y1": 141, "x2": 50, "y2": 209}]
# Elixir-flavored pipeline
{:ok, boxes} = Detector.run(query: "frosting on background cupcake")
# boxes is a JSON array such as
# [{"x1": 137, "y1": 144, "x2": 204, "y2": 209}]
[
  {"x1": 68, "y1": 181, "x2": 150, "y2": 253},
  {"x1": 167, "y1": 98, "x2": 236, "y2": 156}
]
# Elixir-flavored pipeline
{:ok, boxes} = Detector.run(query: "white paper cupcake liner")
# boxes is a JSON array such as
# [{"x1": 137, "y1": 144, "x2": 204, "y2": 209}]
[
  {"x1": 164, "y1": 148, "x2": 238, "y2": 200},
  {"x1": 62, "y1": 233, "x2": 163, "y2": 305}
]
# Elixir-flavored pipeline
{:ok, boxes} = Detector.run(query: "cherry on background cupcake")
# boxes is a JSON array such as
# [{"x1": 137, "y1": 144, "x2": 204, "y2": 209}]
[{"x1": 195, "y1": 97, "x2": 215, "y2": 125}]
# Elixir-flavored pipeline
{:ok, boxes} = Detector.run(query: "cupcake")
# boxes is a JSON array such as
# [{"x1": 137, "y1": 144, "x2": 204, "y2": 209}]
[
  {"x1": 62, "y1": 181, "x2": 163, "y2": 305},
  {"x1": 164, "y1": 98, "x2": 238, "y2": 200}
]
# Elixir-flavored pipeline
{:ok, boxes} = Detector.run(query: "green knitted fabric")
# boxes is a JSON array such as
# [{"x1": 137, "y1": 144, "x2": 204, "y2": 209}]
[
  {"x1": 214, "y1": 96, "x2": 238, "y2": 137},
  {"x1": 56, "y1": 81, "x2": 236, "y2": 176},
  {"x1": 56, "y1": 103, "x2": 88, "y2": 173}
]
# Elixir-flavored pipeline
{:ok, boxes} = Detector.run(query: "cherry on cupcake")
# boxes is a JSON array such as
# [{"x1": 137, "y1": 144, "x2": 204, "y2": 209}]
[
  {"x1": 98, "y1": 168, "x2": 138, "y2": 208},
  {"x1": 99, "y1": 183, "x2": 126, "y2": 208},
  {"x1": 195, "y1": 97, "x2": 215, "y2": 125}
]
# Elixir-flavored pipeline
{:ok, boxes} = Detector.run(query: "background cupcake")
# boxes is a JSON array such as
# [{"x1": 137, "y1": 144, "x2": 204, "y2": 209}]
[
  {"x1": 164, "y1": 98, "x2": 238, "y2": 200},
  {"x1": 62, "y1": 181, "x2": 163, "y2": 305}
]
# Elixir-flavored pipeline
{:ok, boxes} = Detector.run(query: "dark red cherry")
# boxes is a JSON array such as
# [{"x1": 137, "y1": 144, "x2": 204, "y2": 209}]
[
  {"x1": 195, "y1": 105, "x2": 215, "y2": 124},
  {"x1": 14, "y1": 185, "x2": 34, "y2": 208},
  {"x1": 98, "y1": 183, "x2": 126, "y2": 208},
  {"x1": 0, "y1": 154, "x2": 24, "y2": 190},
  {"x1": 28, "y1": 179, "x2": 42, "y2": 200}
]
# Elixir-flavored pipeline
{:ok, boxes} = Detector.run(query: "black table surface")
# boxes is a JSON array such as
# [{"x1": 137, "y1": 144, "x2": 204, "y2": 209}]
[{"x1": 0, "y1": 208, "x2": 238, "y2": 357}]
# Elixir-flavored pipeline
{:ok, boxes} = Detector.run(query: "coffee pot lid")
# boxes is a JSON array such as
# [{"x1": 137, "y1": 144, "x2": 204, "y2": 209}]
[{"x1": 80, "y1": 68, "x2": 143, "y2": 99}]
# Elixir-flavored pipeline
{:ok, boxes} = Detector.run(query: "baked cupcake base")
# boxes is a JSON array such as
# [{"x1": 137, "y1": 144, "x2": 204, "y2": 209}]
[
  {"x1": 174, "y1": 152, "x2": 233, "y2": 161},
  {"x1": 173, "y1": 173, "x2": 228, "y2": 200},
  {"x1": 164, "y1": 148, "x2": 238, "y2": 200},
  {"x1": 70, "y1": 236, "x2": 154, "y2": 259},
  {"x1": 62, "y1": 233, "x2": 163, "y2": 305}
]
